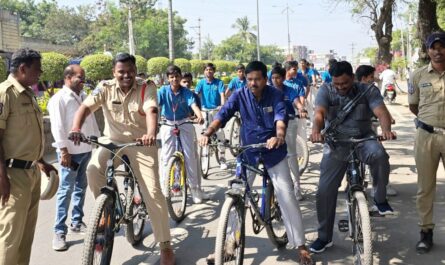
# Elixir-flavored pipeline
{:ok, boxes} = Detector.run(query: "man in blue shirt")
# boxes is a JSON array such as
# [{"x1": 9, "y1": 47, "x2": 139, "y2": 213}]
[
  {"x1": 299, "y1": 59, "x2": 316, "y2": 85},
  {"x1": 199, "y1": 61, "x2": 313, "y2": 264},
  {"x1": 321, "y1": 58, "x2": 337, "y2": 84},
  {"x1": 267, "y1": 61, "x2": 282, "y2": 85},
  {"x1": 225, "y1": 64, "x2": 246, "y2": 98},
  {"x1": 195, "y1": 63, "x2": 228, "y2": 169},
  {"x1": 158, "y1": 65, "x2": 208, "y2": 204}
]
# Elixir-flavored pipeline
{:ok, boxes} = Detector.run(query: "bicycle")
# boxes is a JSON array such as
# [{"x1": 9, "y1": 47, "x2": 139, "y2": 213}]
[
  {"x1": 200, "y1": 109, "x2": 222, "y2": 178},
  {"x1": 213, "y1": 142, "x2": 288, "y2": 265},
  {"x1": 295, "y1": 115, "x2": 310, "y2": 175},
  {"x1": 159, "y1": 119, "x2": 197, "y2": 222},
  {"x1": 79, "y1": 136, "x2": 148, "y2": 265},
  {"x1": 228, "y1": 112, "x2": 241, "y2": 157}
]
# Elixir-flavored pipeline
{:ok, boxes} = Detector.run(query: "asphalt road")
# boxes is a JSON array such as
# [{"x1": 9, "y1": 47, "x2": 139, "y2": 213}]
[{"x1": 30, "y1": 92, "x2": 445, "y2": 265}]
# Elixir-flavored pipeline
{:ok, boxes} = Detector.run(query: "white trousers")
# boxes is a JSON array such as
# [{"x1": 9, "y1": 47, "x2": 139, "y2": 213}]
[
  {"x1": 247, "y1": 158, "x2": 306, "y2": 247},
  {"x1": 285, "y1": 119, "x2": 301, "y2": 190},
  {"x1": 203, "y1": 109, "x2": 226, "y2": 155},
  {"x1": 160, "y1": 119, "x2": 201, "y2": 190}
]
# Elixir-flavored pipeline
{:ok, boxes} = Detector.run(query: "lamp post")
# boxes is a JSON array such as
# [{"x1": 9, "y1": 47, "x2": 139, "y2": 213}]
[
  {"x1": 168, "y1": 0, "x2": 175, "y2": 61},
  {"x1": 256, "y1": 0, "x2": 261, "y2": 61}
]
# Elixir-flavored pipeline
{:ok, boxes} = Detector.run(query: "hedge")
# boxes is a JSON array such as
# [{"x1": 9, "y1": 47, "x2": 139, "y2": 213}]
[
  {"x1": 147, "y1": 57, "x2": 169, "y2": 76},
  {"x1": 190, "y1": 59, "x2": 205, "y2": 75},
  {"x1": 40, "y1": 52, "x2": 69, "y2": 82},
  {"x1": 0, "y1": 57, "x2": 6, "y2": 82},
  {"x1": 174, "y1": 58, "x2": 191, "y2": 73},
  {"x1": 80, "y1": 54, "x2": 113, "y2": 82},
  {"x1": 135, "y1": 55, "x2": 147, "y2": 75}
]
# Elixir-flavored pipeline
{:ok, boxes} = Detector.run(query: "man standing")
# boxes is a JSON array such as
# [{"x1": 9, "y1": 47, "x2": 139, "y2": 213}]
[
  {"x1": 409, "y1": 32, "x2": 445, "y2": 254},
  {"x1": 0, "y1": 48, "x2": 56, "y2": 265},
  {"x1": 48, "y1": 65, "x2": 100, "y2": 251},
  {"x1": 70, "y1": 53, "x2": 175, "y2": 264},
  {"x1": 195, "y1": 63, "x2": 228, "y2": 170},
  {"x1": 310, "y1": 61, "x2": 395, "y2": 253}
]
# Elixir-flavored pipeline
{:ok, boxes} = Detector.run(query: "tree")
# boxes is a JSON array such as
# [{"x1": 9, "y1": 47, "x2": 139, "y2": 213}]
[
  {"x1": 174, "y1": 58, "x2": 191, "y2": 73},
  {"x1": 340, "y1": 0, "x2": 396, "y2": 65},
  {"x1": 135, "y1": 55, "x2": 147, "y2": 74},
  {"x1": 80, "y1": 54, "x2": 113, "y2": 83},
  {"x1": 200, "y1": 37, "x2": 215, "y2": 60},
  {"x1": 232, "y1": 16, "x2": 257, "y2": 44},
  {"x1": 190, "y1": 59, "x2": 206, "y2": 76},
  {"x1": 147, "y1": 57, "x2": 170, "y2": 76},
  {"x1": 0, "y1": 57, "x2": 6, "y2": 82}
]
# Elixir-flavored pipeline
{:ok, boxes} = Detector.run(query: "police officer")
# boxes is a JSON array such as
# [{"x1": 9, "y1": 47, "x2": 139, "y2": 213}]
[
  {"x1": 70, "y1": 53, "x2": 175, "y2": 265},
  {"x1": 0, "y1": 48, "x2": 56, "y2": 265},
  {"x1": 409, "y1": 32, "x2": 445, "y2": 254},
  {"x1": 309, "y1": 61, "x2": 395, "y2": 253}
]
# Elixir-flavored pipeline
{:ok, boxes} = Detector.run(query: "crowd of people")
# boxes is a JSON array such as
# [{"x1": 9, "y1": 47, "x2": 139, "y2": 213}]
[{"x1": 0, "y1": 31, "x2": 444, "y2": 265}]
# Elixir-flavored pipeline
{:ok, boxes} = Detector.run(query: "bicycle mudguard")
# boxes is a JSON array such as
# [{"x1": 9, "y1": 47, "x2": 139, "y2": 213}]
[
  {"x1": 225, "y1": 188, "x2": 244, "y2": 198},
  {"x1": 101, "y1": 186, "x2": 117, "y2": 199}
]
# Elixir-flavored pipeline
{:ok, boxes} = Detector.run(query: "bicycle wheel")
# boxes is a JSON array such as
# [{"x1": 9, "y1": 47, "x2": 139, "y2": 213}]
[
  {"x1": 81, "y1": 193, "x2": 116, "y2": 265},
  {"x1": 229, "y1": 116, "x2": 241, "y2": 157},
  {"x1": 296, "y1": 134, "x2": 309, "y2": 175},
  {"x1": 215, "y1": 196, "x2": 245, "y2": 265},
  {"x1": 352, "y1": 191, "x2": 373, "y2": 265},
  {"x1": 125, "y1": 178, "x2": 146, "y2": 245},
  {"x1": 264, "y1": 183, "x2": 288, "y2": 248},
  {"x1": 165, "y1": 154, "x2": 187, "y2": 222},
  {"x1": 200, "y1": 146, "x2": 210, "y2": 179}
]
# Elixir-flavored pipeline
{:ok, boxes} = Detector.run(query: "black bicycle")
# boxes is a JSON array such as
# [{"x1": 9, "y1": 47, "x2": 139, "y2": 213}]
[
  {"x1": 213, "y1": 142, "x2": 287, "y2": 265},
  {"x1": 79, "y1": 136, "x2": 148, "y2": 265}
]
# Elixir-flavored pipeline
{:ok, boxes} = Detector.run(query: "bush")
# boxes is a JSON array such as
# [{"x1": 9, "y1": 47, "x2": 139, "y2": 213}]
[
  {"x1": 147, "y1": 57, "x2": 170, "y2": 76},
  {"x1": 135, "y1": 55, "x2": 147, "y2": 75},
  {"x1": 190, "y1": 59, "x2": 205, "y2": 75},
  {"x1": 213, "y1": 60, "x2": 229, "y2": 74},
  {"x1": 0, "y1": 57, "x2": 6, "y2": 82},
  {"x1": 40, "y1": 52, "x2": 69, "y2": 82},
  {"x1": 80, "y1": 54, "x2": 113, "y2": 82},
  {"x1": 221, "y1": 76, "x2": 231, "y2": 85},
  {"x1": 174, "y1": 58, "x2": 191, "y2": 73}
]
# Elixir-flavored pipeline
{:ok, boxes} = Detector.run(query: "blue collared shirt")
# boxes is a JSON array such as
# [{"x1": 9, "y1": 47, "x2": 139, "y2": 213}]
[
  {"x1": 299, "y1": 68, "x2": 314, "y2": 85},
  {"x1": 275, "y1": 84, "x2": 299, "y2": 118},
  {"x1": 195, "y1": 78, "x2": 225, "y2": 109},
  {"x1": 296, "y1": 72, "x2": 308, "y2": 87},
  {"x1": 284, "y1": 78, "x2": 306, "y2": 97},
  {"x1": 228, "y1": 77, "x2": 247, "y2": 91},
  {"x1": 158, "y1": 85, "x2": 196, "y2": 120},
  {"x1": 215, "y1": 85, "x2": 288, "y2": 169},
  {"x1": 321, "y1": 71, "x2": 332, "y2": 83}
]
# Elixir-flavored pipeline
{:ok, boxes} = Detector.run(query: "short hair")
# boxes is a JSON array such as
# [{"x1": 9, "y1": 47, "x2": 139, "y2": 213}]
[
  {"x1": 204, "y1": 62, "x2": 215, "y2": 71},
  {"x1": 329, "y1": 61, "x2": 353, "y2": 77},
  {"x1": 355, "y1": 65, "x2": 375, "y2": 82},
  {"x1": 235, "y1": 64, "x2": 245, "y2": 71},
  {"x1": 166, "y1": 64, "x2": 182, "y2": 76},
  {"x1": 113, "y1": 53, "x2": 136, "y2": 66},
  {"x1": 328, "y1": 58, "x2": 338, "y2": 67},
  {"x1": 245, "y1": 61, "x2": 267, "y2": 78},
  {"x1": 271, "y1": 61, "x2": 282, "y2": 69},
  {"x1": 182, "y1": 72, "x2": 193, "y2": 80},
  {"x1": 270, "y1": 66, "x2": 286, "y2": 78},
  {"x1": 63, "y1": 65, "x2": 76, "y2": 79},
  {"x1": 283, "y1": 60, "x2": 299, "y2": 71},
  {"x1": 10, "y1": 48, "x2": 41, "y2": 73}
]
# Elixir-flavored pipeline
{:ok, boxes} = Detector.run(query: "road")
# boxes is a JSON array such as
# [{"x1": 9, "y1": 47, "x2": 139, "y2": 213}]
[{"x1": 30, "y1": 92, "x2": 445, "y2": 265}]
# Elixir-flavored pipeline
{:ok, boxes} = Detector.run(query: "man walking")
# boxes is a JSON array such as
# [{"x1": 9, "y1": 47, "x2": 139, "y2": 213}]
[{"x1": 48, "y1": 65, "x2": 100, "y2": 251}]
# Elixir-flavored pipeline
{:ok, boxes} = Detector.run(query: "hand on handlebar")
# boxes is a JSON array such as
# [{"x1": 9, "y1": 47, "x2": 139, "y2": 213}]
[
  {"x1": 380, "y1": 131, "x2": 396, "y2": 141},
  {"x1": 68, "y1": 130, "x2": 86, "y2": 146},
  {"x1": 298, "y1": 109, "x2": 308, "y2": 119},
  {"x1": 199, "y1": 135, "x2": 209, "y2": 147},
  {"x1": 137, "y1": 134, "x2": 156, "y2": 146},
  {"x1": 266, "y1": 136, "x2": 285, "y2": 149},
  {"x1": 194, "y1": 116, "x2": 205, "y2": 125},
  {"x1": 310, "y1": 131, "x2": 324, "y2": 143}
]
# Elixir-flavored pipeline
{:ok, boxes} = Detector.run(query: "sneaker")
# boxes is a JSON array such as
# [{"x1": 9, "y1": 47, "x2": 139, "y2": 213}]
[
  {"x1": 386, "y1": 184, "x2": 398, "y2": 196},
  {"x1": 52, "y1": 233, "x2": 68, "y2": 251},
  {"x1": 191, "y1": 188, "x2": 209, "y2": 204},
  {"x1": 371, "y1": 200, "x2": 394, "y2": 215},
  {"x1": 70, "y1": 222, "x2": 87, "y2": 233},
  {"x1": 416, "y1": 229, "x2": 433, "y2": 254},
  {"x1": 309, "y1": 238, "x2": 333, "y2": 253},
  {"x1": 220, "y1": 157, "x2": 228, "y2": 170}
]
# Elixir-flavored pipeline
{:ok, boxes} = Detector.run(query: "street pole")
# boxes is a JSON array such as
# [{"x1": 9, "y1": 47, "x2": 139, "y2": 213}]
[
  {"x1": 128, "y1": 8, "x2": 135, "y2": 55},
  {"x1": 407, "y1": 12, "x2": 413, "y2": 70},
  {"x1": 168, "y1": 0, "x2": 175, "y2": 61},
  {"x1": 191, "y1": 18, "x2": 202, "y2": 60},
  {"x1": 256, "y1": 0, "x2": 261, "y2": 61},
  {"x1": 285, "y1": 3, "x2": 291, "y2": 57},
  {"x1": 401, "y1": 29, "x2": 406, "y2": 61}
]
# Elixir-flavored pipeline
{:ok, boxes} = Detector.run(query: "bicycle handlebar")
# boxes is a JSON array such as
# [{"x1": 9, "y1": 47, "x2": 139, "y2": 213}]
[
  {"x1": 79, "y1": 135, "x2": 158, "y2": 151},
  {"x1": 326, "y1": 134, "x2": 397, "y2": 144},
  {"x1": 158, "y1": 119, "x2": 198, "y2": 127}
]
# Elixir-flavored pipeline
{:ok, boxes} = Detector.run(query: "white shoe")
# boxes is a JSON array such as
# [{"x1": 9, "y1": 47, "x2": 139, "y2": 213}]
[
  {"x1": 192, "y1": 188, "x2": 209, "y2": 204},
  {"x1": 386, "y1": 184, "x2": 398, "y2": 196},
  {"x1": 220, "y1": 158, "x2": 228, "y2": 170}
]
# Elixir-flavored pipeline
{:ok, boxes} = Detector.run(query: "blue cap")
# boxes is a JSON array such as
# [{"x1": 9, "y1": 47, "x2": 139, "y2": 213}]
[{"x1": 426, "y1": 32, "x2": 445, "y2": 48}]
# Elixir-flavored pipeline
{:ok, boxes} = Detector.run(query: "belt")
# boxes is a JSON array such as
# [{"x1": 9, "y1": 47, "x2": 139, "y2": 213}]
[
  {"x1": 5, "y1": 159, "x2": 35, "y2": 169},
  {"x1": 415, "y1": 118, "x2": 445, "y2": 134}
]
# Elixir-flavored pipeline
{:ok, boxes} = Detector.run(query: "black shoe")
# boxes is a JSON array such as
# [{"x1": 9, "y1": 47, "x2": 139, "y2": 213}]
[
  {"x1": 416, "y1": 229, "x2": 433, "y2": 254},
  {"x1": 309, "y1": 238, "x2": 333, "y2": 253}
]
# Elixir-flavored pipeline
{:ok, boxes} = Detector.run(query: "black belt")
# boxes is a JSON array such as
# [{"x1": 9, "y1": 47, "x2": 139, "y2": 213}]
[
  {"x1": 415, "y1": 118, "x2": 445, "y2": 134},
  {"x1": 5, "y1": 159, "x2": 35, "y2": 169}
]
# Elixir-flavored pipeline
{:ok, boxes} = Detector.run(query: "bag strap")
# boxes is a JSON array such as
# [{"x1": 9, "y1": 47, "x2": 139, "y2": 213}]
[{"x1": 138, "y1": 82, "x2": 147, "y2": 116}]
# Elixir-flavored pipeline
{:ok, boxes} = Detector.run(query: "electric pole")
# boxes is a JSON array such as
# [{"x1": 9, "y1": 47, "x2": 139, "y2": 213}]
[
  {"x1": 168, "y1": 0, "x2": 175, "y2": 61},
  {"x1": 256, "y1": 0, "x2": 261, "y2": 61},
  {"x1": 191, "y1": 18, "x2": 202, "y2": 60},
  {"x1": 282, "y1": 3, "x2": 293, "y2": 57},
  {"x1": 351, "y1": 42, "x2": 355, "y2": 63}
]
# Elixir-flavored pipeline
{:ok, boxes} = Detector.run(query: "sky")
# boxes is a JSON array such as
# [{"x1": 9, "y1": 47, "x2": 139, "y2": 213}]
[{"x1": 54, "y1": 0, "x2": 406, "y2": 60}]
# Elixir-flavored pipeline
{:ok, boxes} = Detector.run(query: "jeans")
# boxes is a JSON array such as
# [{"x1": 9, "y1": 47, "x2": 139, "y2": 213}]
[{"x1": 54, "y1": 152, "x2": 91, "y2": 235}]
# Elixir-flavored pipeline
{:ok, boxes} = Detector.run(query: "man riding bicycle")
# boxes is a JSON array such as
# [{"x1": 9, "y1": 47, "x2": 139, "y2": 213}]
[
  {"x1": 200, "y1": 61, "x2": 313, "y2": 264},
  {"x1": 69, "y1": 53, "x2": 175, "y2": 265},
  {"x1": 309, "y1": 61, "x2": 395, "y2": 253}
]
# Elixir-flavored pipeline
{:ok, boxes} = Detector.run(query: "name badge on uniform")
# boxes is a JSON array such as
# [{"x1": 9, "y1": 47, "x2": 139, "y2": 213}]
[
  {"x1": 284, "y1": 96, "x2": 289, "y2": 100},
  {"x1": 263, "y1": 106, "x2": 273, "y2": 113},
  {"x1": 420, "y1": 83, "x2": 433, "y2": 88}
]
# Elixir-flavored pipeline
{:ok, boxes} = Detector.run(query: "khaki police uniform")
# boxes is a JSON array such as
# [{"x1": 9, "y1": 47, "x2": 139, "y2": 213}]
[
  {"x1": 0, "y1": 75, "x2": 44, "y2": 265},
  {"x1": 409, "y1": 63, "x2": 445, "y2": 230},
  {"x1": 82, "y1": 78, "x2": 171, "y2": 243}
]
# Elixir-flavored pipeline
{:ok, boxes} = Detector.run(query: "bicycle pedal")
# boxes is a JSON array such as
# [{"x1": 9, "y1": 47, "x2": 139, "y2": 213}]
[{"x1": 338, "y1": 219, "x2": 349, "y2": 232}]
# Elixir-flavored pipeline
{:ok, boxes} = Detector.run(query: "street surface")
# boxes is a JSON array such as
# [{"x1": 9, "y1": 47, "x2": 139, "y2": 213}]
[{"x1": 30, "y1": 89, "x2": 445, "y2": 264}]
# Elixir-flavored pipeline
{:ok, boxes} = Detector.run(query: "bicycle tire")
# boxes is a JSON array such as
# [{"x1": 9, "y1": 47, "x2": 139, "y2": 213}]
[
  {"x1": 264, "y1": 183, "x2": 288, "y2": 248},
  {"x1": 125, "y1": 178, "x2": 146, "y2": 245},
  {"x1": 81, "y1": 193, "x2": 116, "y2": 265},
  {"x1": 214, "y1": 145, "x2": 221, "y2": 165},
  {"x1": 352, "y1": 191, "x2": 373, "y2": 265},
  {"x1": 215, "y1": 196, "x2": 245, "y2": 265},
  {"x1": 200, "y1": 146, "x2": 210, "y2": 179},
  {"x1": 296, "y1": 134, "x2": 309, "y2": 175},
  {"x1": 165, "y1": 154, "x2": 187, "y2": 222},
  {"x1": 229, "y1": 116, "x2": 241, "y2": 157}
]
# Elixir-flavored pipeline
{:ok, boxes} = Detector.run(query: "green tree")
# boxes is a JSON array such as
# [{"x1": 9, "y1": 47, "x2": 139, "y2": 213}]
[
  {"x1": 80, "y1": 54, "x2": 113, "y2": 83},
  {"x1": 174, "y1": 58, "x2": 191, "y2": 73},
  {"x1": 232, "y1": 16, "x2": 257, "y2": 44},
  {"x1": 135, "y1": 55, "x2": 147, "y2": 74},
  {"x1": 361, "y1": 47, "x2": 378, "y2": 64},
  {"x1": 0, "y1": 57, "x2": 6, "y2": 82},
  {"x1": 200, "y1": 37, "x2": 215, "y2": 60},
  {"x1": 190, "y1": 59, "x2": 205, "y2": 76},
  {"x1": 40, "y1": 52, "x2": 69, "y2": 82},
  {"x1": 147, "y1": 57, "x2": 170, "y2": 76}
]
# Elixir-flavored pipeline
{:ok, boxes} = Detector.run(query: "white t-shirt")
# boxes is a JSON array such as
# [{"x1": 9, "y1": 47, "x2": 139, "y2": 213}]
[{"x1": 379, "y1": 69, "x2": 396, "y2": 87}]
